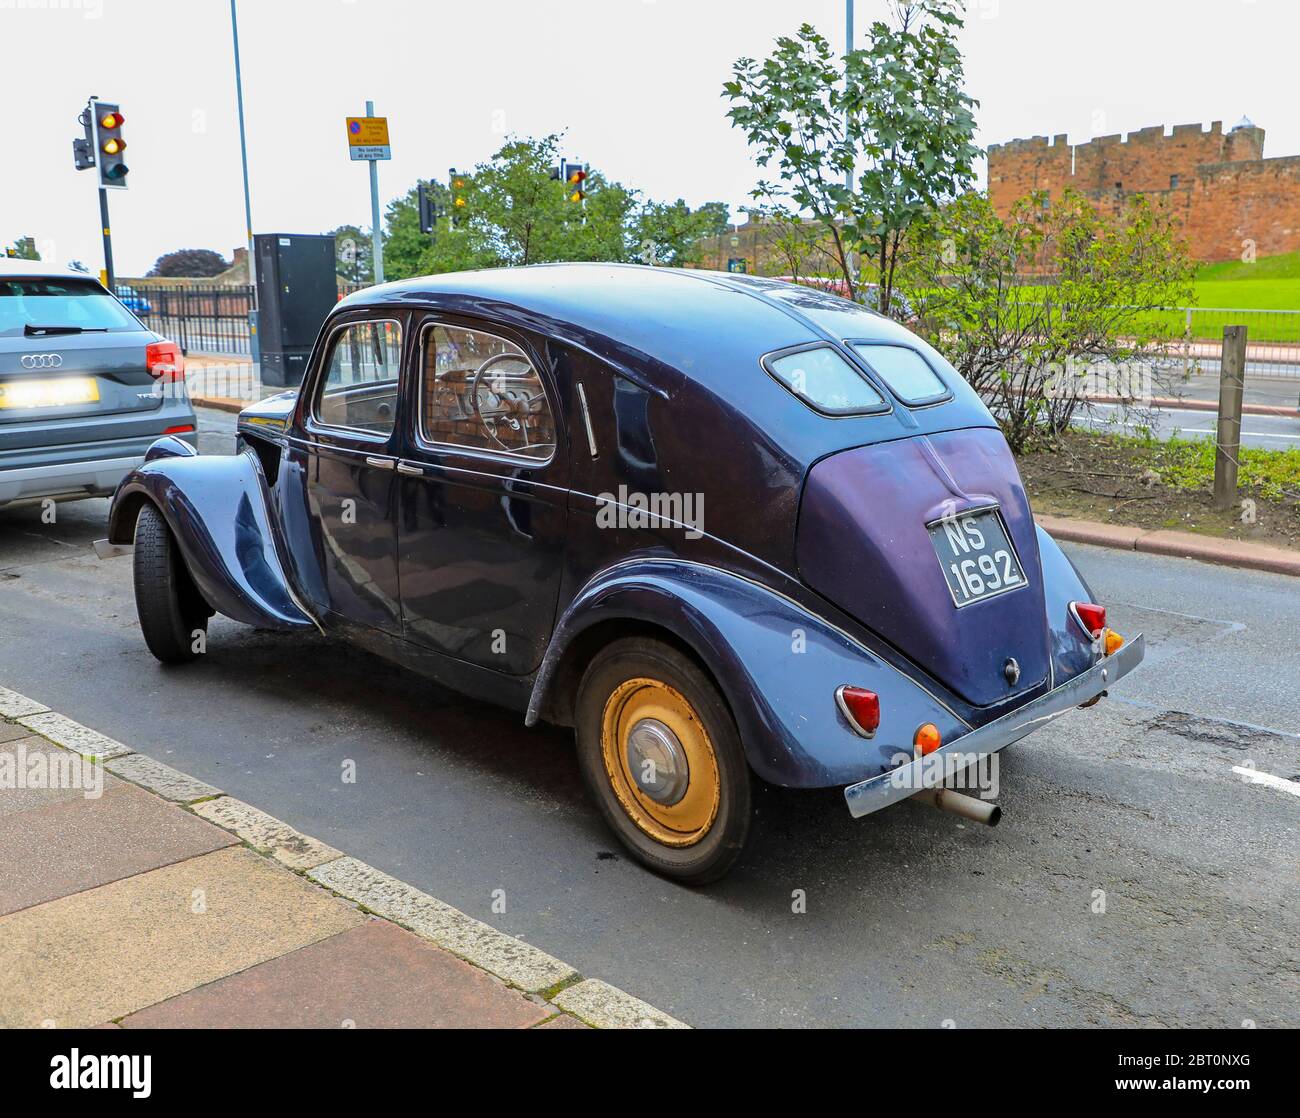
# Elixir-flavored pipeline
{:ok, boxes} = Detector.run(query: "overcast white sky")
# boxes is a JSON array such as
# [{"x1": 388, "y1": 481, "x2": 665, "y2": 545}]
[{"x1": 1, "y1": 0, "x2": 1294, "y2": 276}]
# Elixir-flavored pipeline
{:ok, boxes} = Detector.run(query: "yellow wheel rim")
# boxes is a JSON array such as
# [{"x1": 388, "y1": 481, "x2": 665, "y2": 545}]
[{"x1": 599, "y1": 677, "x2": 721, "y2": 848}]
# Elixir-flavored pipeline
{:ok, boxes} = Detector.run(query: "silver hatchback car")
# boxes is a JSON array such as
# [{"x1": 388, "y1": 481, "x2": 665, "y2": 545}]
[{"x1": 0, "y1": 261, "x2": 197, "y2": 509}]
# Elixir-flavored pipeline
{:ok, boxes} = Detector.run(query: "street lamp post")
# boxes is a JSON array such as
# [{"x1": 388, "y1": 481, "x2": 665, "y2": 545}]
[{"x1": 230, "y1": 0, "x2": 259, "y2": 361}]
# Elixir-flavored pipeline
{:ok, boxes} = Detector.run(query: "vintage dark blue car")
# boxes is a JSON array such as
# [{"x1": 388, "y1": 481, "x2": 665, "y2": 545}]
[{"x1": 107, "y1": 264, "x2": 1143, "y2": 882}]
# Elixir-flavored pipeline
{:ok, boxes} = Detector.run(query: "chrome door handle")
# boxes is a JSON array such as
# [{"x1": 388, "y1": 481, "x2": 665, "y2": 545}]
[
  {"x1": 396, "y1": 462, "x2": 424, "y2": 476},
  {"x1": 364, "y1": 456, "x2": 395, "y2": 470}
]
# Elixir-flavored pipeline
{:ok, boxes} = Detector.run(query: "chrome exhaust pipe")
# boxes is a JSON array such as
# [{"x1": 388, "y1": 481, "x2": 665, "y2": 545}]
[{"x1": 912, "y1": 787, "x2": 1002, "y2": 827}]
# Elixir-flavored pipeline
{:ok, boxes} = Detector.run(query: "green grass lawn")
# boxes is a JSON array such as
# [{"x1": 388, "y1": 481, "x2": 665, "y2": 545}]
[{"x1": 1193, "y1": 251, "x2": 1300, "y2": 316}]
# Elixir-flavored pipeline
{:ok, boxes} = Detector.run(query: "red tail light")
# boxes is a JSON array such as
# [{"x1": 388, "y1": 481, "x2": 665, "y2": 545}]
[
  {"x1": 836, "y1": 686, "x2": 880, "y2": 737},
  {"x1": 1072, "y1": 602, "x2": 1107, "y2": 638},
  {"x1": 146, "y1": 340, "x2": 185, "y2": 382},
  {"x1": 163, "y1": 424, "x2": 195, "y2": 435}
]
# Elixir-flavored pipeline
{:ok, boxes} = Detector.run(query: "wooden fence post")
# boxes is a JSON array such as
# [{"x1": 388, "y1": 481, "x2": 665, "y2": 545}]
[{"x1": 1213, "y1": 325, "x2": 1247, "y2": 510}]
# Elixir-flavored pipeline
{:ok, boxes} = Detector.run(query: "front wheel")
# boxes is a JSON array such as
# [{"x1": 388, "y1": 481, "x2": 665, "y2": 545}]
[
  {"x1": 132, "y1": 502, "x2": 211, "y2": 664},
  {"x1": 575, "y1": 637, "x2": 752, "y2": 884}
]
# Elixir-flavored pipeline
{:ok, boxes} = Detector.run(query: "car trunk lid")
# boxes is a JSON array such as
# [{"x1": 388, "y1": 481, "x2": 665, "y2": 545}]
[
  {"x1": 0, "y1": 330, "x2": 164, "y2": 445},
  {"x1": 797, "y1": 426, "x2": 1050, "y2": 708}
]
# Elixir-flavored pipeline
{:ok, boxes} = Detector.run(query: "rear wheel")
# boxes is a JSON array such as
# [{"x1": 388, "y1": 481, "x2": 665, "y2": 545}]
[
  {"x1": 133, "y1": 502, "x2": 210, "y2": 664},
  {"x1": 575, "y1": 637, "x2": 752, "y2": 884}
]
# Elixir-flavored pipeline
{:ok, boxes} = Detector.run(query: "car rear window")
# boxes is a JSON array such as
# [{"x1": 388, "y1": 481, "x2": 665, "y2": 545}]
[
  {"x1": 763, "y1": 345, "x2": 885, "y2": 415},
  {"x1": 0, "y1": 278, "x2": 140, "y2": 337},
  {"x1": 851, "y1": 343, "x2": 949, "y2": 403}
]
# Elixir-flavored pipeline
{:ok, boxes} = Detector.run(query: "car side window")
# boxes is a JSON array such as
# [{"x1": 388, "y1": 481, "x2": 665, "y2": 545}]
[
  {"x1": 420, "y1": 323, "x2": 555, "y2": 461},
  {"x1": 314, "y1": 319, "x2": 402, "y2": 436}
]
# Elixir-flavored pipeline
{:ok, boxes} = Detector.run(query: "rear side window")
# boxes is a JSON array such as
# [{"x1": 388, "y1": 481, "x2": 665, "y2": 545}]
[
  {"x1": 0, "y1": 278, "x2": 140, "y2": 337},
  {"x1": 851, "y1": 344, "x2": 949, "y2": 404},
  {"x1": 420, "y1": 324, "x2": 555, "y2": 461},
  {"x1": 763, "y1": 345, "x2": 884, "y2": 415}
]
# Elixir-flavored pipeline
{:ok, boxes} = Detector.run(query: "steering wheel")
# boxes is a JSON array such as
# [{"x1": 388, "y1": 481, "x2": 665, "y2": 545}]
[{"x1": 469, "y1": 352, "x2": 547, "y2": 453}]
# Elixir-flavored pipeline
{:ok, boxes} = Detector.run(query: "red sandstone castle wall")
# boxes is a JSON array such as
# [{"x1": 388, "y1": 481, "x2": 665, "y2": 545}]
[{"x1": 986, "y1": 121, "x2": 1296, "y2": 262}]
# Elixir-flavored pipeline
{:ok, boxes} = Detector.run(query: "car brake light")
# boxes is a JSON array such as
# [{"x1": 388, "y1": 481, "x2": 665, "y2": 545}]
[
  {"x1": 146, "y1": 340, "x2": 185, "y2": 382},
  {"x1": 914, "y1": 723, "x2": 942, "y2": 756},
  {"x1": 836, "y1": 686, "x2": 880, "y2": 737},
  {"x1": 1072, "y1": 601, "x2": 1106, "y2": 638}
]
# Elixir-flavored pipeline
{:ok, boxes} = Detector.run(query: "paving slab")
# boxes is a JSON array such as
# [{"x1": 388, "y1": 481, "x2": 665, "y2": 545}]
[
  {"x1": 309, "y1": 856, "x2": 576, "y2": 993},
  {"x1": 104, "y1": 752, "x2": 222, "y2": 803},
  {"x1": 537, "y1": 1013, "x2": 592, "y2": 1029},
  {"x1": 16, "y1": 711, "x2": 132, "y2": 760},
  {"x1": 0, "y1": 781, "x2": 235, "y2": 916},
  {"x1": 553, "y1": 979, "x2": 688, "y2": 1030},
  {"x1": 0, "y1": 720, "x2": 36, "y2": 744},
  {"x1": 0, "y1": 846, "x2": 364, "y2": 1028},
  {"x1": 119, "y1": 918, "x2": 549, "y2": 1029},
  {"x1": 0, "y1": 687, "x2": 48, "y2": 718},
  {"x1": 190, "y1": 796, "x2": 340, "y2": 870},
  {"x1": 0, "y1": 737, "x2": 119, "y2": 819}
]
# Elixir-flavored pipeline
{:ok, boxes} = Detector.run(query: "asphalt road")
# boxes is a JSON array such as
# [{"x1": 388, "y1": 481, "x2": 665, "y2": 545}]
[
  {"x1": 1075, "y1": 400, "x2": 1300, "y2": 449},
  {"x1": 0, "y1": 406, "x2": 1296, "y2": 1027}
]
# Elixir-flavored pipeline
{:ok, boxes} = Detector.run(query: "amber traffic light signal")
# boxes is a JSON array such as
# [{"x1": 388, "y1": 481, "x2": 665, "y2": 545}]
[
  {"x1": 565, "y1": 162, "x2": 587, "y2": 202},
  {"x1": 449, "y1": 168, "x2": 470, "y2": 227}
]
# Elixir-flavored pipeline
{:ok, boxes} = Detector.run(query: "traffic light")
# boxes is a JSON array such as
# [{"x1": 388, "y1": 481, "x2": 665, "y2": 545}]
[
  {"x1": 565, "y1": 161, "x2": 587, "y2": 203},
  {"x1": 418, "y1": 183, "x2": 434, "y2": 235},
  {"x1": 92, "y1": 101, "x2": 128, "y2": 189},
  {"x1": 449, "y1": 168, "x2": 469, "y2": 227}
]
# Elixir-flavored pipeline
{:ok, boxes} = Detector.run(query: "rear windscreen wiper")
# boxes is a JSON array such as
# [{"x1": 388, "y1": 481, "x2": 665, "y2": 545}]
[{"x1": 23, "y1": 324, "x2": 108, "y2": 336}]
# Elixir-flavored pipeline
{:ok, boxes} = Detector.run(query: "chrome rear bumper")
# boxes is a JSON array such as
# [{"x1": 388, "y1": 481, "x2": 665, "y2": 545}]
[{"x1": 844, "y1": 634, "x2": 1145, "y2": 819}]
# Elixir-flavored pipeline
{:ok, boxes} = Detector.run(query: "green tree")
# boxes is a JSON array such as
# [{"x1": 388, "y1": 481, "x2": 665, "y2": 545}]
[
  {"x1": 147, "y1": 248, "x2": 229, "y2": 278},
  {"x1": 724, "y1": 0, "x2": 979, "y2": 313},
  {"x1": 902, "y1": 189, "x2": 1195, "y2": 452},
  {"x1": 4, "y1": 236, "x2": 39, "y2": 260},
  {"x1": 329, "y1": 224, "x2": 372, "y2": 286},
  {"x1": 632, "y1": 198, "x2": 732, "y2": 267}
]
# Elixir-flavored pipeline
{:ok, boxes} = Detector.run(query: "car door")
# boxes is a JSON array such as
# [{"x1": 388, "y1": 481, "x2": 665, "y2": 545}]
[
  {"x1": 296, "y1": 313, "x2": 406, "y2": 635},
  {"x1": 395, "y1": 314, "x2": 568, "y2": 675}
]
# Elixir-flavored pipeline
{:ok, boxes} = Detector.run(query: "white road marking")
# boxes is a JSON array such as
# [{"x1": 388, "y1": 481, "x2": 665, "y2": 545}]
[
  {"x1": 1231, "y1": 765, "x2": 1300, "y2": 798},
  {"x1": 1077, "y1": 414, "x2": 1300, "y2": 442}
]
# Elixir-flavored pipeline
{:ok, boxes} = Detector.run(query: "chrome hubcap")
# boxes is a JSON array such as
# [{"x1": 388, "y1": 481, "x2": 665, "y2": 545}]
[{"x1": 625, "y1": 718, "x2": 690, "y2": 805}]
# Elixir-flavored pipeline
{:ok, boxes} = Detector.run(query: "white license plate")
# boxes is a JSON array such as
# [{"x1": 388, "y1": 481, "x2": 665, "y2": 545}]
[
  {"x1": 0, "y1": 376, "x2": 100, "y2": 410},
  {"x1": 928, "y1": 508, "x2": 1027, "y2": 607}
]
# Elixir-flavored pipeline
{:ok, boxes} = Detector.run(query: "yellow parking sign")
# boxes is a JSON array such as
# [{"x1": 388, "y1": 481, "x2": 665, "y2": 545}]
[{"x1": 346, "y1": 117, "x2": 391, "y2": 161}]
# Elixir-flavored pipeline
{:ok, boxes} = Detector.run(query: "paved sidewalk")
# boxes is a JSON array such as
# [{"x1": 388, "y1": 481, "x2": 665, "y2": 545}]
[
  {"x1": 0, "y1": 686, "x2": 686, "y2": 1030},
  {"x1": 185, "y1": 354, "x2": 271, "y2": 412}
]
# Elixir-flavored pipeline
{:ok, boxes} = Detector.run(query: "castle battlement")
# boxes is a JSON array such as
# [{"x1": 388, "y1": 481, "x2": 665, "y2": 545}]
[{"x1": 986, "y1": 119, "x2": 1288, "y2": 262}]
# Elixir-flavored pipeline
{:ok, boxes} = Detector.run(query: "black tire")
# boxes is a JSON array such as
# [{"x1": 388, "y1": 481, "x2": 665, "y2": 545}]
[
  {"x1": 575, "y1": 636, "x2": 752, "y2": 884},
  {"x1": 132, "y1": 502, "x2": 211, "y2": 665}
]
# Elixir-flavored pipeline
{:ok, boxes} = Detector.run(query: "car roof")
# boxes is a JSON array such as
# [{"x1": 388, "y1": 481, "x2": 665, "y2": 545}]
[
  {"x1": 339, "y1": 262, "x2": 927, "y2": 393},
  {"x1": 0, "y1": 259, "x2": 105, "y2": 283}
]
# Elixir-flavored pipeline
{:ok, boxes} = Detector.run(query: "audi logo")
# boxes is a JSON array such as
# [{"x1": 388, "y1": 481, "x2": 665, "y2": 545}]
[{"x1": 21, "y1": 353, "x2": 63, "y2": 370}]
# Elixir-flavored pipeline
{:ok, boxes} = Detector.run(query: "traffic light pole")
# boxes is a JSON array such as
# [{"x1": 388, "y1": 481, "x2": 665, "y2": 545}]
[{"x1": 97, "y1": 185, "x2": 115, "y2": 290}]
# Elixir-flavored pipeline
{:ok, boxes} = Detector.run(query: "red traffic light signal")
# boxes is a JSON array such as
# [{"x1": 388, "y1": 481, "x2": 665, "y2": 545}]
[{"x1": 98, "y1": 110, "x2": 125, "y2": 130}]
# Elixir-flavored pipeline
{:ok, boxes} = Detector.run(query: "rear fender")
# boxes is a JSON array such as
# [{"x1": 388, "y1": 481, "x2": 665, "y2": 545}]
[
  {"x1": 528, "y1": 559, "x2": 966, "y2": 788},
  {"x1": 1036, "y1": 525, "x2": 1098, "y2": 684},
  {"x1": 108, "y1": 442, "x2": 317, "y2": 632}
]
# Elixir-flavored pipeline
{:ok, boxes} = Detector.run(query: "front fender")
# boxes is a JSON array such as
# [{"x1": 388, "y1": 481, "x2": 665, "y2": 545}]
[
  {"x1": 108, "y1": 443, "x2": 317, "y2": 633},
  {"x1": 529, "y1": 559, "x2": 968, "y2": 788}
]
